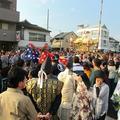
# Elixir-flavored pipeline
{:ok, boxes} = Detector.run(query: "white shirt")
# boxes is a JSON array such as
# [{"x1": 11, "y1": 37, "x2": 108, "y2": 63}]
[{"x1": 58, "y1": 68, "x2": 75, "y2": 108}]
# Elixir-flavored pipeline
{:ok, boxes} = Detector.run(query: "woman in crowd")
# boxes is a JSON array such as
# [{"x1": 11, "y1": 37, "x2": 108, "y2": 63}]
[
  {"x1": 70, "y1": 74, "x2": 93, "y2": 120},
  {"x1": 108, "y1": 60, "x2": 117, "y2": 97}
]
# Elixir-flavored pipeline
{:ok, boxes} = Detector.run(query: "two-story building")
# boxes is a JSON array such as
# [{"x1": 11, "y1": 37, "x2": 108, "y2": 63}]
[
  {"x1": 16, "y1": 20, "x2": 51, "y2": 48},
  {"x1": 76, "y1": 24, "x2": 109, "y2": 51},
  {"x1": 51, "y1": 32, "x2": 78, "y2": 51},
  {"x1": 0, "y1": 0, "x2": 19, "y2": 50}
]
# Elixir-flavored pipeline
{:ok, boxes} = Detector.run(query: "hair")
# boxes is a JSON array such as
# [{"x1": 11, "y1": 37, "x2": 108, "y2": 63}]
[
  {"x1": 73, "y1": 56, "x2": 79, "y2": 63},
  {"x1": 25, "y1": 60, "x2": 31, "y2": 67},
  {"x1": 101, "y1": 61, "x2": 107, "y2": 67},
  {"x1": 95, "y1": 70, "x2": 106, "y2": 82},
  {"x1": 83, "y1": 62, "x2": 90, "y2": 70},
  {"x1": 29, "y1": 68, "x2": 38, "y2": 78},
  {"x1": 93, "y1": 58, "x2": 101, "y2": 67},
  {"x1": 42, "y1": 56, "x2": 52, "y2": 75},
  {"x1": 8, "y1": 67, "x2": 27, "y2": 88},
  {"x1": 16, "y1": 59, "x2": 25, "y2": 67},
  {"x1": 108, "y1": 60, "x2": 115, "y2": 66},
  {"x1": 1, "y1": 67, "x2": 10, "y2": 77}
]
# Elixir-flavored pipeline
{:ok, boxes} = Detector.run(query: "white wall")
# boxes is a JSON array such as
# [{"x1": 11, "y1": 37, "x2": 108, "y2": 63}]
[{"x1": 18, "y1": 29, "x2": 51, "y2": 47}]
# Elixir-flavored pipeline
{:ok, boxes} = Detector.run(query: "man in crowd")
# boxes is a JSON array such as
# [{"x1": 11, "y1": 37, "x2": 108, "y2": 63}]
[
  {"x1": 26, "y1": 56, "x2": 63, "y2": 120},
  {"x1": 0, "y1": 67, "x2": 37, "y2": 120}
]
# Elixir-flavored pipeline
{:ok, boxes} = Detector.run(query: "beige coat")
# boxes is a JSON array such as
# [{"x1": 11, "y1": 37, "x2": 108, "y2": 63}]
[{"x1": 0, "y1": 88, "x2": 37, "y2": 120}]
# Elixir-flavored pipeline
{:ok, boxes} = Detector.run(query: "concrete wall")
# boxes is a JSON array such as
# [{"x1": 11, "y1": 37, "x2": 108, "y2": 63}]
[
  {"x1": 0, "y1": 29, "x2": 16, "y2": 41},
  {"x1": 18, "y1": 29, "x2": 51, "y2": 47},
  {"x1": 0, "y1": 8, "x2": 19, "y2": 22}
]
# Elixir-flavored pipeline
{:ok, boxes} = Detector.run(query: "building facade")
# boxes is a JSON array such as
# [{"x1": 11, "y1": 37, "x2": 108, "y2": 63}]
[
  {"x1": 76, "y1": 24, "x2": 109, "y2": 51},
  {"x1": 51, "y1": 32, "x2": 78, "y2": 51},
  {"x1": 109, "y1": 37, "x2": 119, "y2": 52},
  {"x1": 17, "y1": 20, "x2": 51, "y2": 48},
  {"x1": 0, "y1": 0, "x2": 19, "y2": 50}
]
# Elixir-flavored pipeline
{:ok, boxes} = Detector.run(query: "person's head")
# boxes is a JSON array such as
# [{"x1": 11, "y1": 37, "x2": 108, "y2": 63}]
[
  {"x1": 95, "y1": 71, "x2": 105, "y2": 86},
  {"x1": 73, "y1": 56, "x2": 79, "y2": 63},
  {"x1": 41, "y1": 56, "x2": 52, "y2": 75},
  {"x1": 83, "y1": 62, "x2": 90, "y2": 70},
  {"x1": 16, "y1": 59, "x2": 25, "y2": 68},
  {"x1": 100, "y1": 61, "x2": 107, "y2": 69},
  {"x1": 108, "y1": 60, "x2": 115, "y2": 66},
  {"x1": 25, "y1": 60, "x2": 31, "y2": 67},
  {"x1": 8, "y1": 67, "x2": 27, "y2": 89},
  {"x1": 28, "y1": 68, "x2": 38, "y2": 79},
  {"x1": 92, "y1": 58, "x2": 101, "y2": 68}
]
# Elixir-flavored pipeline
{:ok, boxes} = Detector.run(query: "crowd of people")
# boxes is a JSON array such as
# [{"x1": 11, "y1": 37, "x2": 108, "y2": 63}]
[{"x1": 0, "y1": 48, "x2": 120, "y2": 120}]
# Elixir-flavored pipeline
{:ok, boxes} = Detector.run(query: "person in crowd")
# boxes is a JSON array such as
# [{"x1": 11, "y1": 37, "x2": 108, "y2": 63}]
[
  {"x1": 0, "y1": 67, "x2": 9, "y2": 93},
  {"x1": 90, "y1": 58, "x2": 102, "y2": 86},
  {"x1": 114, "y1": 57, "x2": 120, "y2": 70},
  {"x1": 83, "y1": 62, "x2": 92, "y2": 78},
  {"x1": 51, "y1": 54, "x2": 64, "y2": 78},
  {"x1": 92, "y1": 71, "x2": 109, "y2": 120},
  {"x1": 108, "y1": 60, "x2": 117, "y2": 97},
  {"x1": 70, "y1": 73, "x2": 93, "y2": 120},
  {"x1": 26, "y1": 56, "x2": 63, "y2": 120},
  {"x1": 1, "y1": 51, "x2": 9, "y2": 69},
  {"x1": 24, "y1": 60, "x2": 31, "y2": 74},
  {"x1": 57, "y1": 58, "x2": 75, "y2": 120},
  {"x1": 100, "y1": 61, "x2": 109, "y2": 78},
  {"x1": 73, "y1": 56, "x2": 84, "y2": 75},
  {"x1": 12, "y1": 50, "x2": 21, "y2": 65},
  {"x1": 73, "y1": 56, "x2": 91, "y2": 91},
  {"x1": 0, "y1": 67, "x2": 37, "y2": 120}
]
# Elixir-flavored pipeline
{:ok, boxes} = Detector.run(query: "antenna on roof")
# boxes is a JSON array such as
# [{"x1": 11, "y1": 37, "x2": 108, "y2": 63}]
[{"x1": 47, "y1": 9, "x2": 49, "y2": 30}]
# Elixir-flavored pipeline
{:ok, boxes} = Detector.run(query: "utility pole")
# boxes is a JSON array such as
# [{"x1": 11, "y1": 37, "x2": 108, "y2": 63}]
[
  {"x1": 47, "y1": 9, "x2": 49, "y2": 30},
  {"x1": 98, "y1": 0, "x2": 104, "y2": 50}
]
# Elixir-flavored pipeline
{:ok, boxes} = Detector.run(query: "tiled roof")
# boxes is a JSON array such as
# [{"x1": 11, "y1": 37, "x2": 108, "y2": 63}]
[
  {"x1": 17, "y1": 20, "x2": 50, "y2": 32},
  {"x1": 109, "y1": 37, "x2": 119, "y2": 43},
  {"x1": 52, "y1": 32, "x2": 77, "y2": 40},
  {"x1": 54, "y1": 32, "x2": 69, "y2": 39}
]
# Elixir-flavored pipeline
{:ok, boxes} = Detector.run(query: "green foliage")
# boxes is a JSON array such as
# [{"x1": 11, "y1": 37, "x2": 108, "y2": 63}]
[{"x1": 112, "y1": 94, "x2": 120, "y2": 110}]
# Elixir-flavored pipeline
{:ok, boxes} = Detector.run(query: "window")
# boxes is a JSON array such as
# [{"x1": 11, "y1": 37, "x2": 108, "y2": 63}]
[
  {"x1": 102, "y1": 30, "x2": 109, "y2": 38},
  {"x1": 103, "y1": 40, "x2": 107, "y2": 46},
  {"x1": 29, "y1": 32, "x2": 46, "y2": 42},
  {"x1": 2, "y1": 23, "x2": 8, "y2": 30},
  {"x1": 0, "y1": 1, "x2": 11, "y2": 9},
  {"x1": 92, "y1": 30, "x2": 98, "y2": 39}
]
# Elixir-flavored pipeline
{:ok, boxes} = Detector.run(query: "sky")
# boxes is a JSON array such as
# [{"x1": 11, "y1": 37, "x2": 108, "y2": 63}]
[{"x1": 17, "y1": 0, "x2": 120, "y2": 40}]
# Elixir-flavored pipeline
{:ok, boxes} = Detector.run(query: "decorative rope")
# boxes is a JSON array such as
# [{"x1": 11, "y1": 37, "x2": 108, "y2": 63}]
[
  {"x1": 38, "y1": 68, "x2": 47, "y2": 88},
  {"x1": 57, "y1": 64, "x2": 64, "y2": 72}
]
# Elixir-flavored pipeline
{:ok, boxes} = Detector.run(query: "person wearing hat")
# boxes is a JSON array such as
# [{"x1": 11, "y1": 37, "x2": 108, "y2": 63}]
[
  {"x1": 92, "y1": 71, "x2": 109, "y2": 120},
  {"x1": 26, "y1": 56, "x2": 63, "y2": 120},
  {"x1": 51, "y1": 54, "x2": 64, "y2": 78}
]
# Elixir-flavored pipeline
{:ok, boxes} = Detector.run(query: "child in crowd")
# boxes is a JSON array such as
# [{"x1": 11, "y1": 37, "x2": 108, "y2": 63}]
[{"x1": 92, "y1": 71, "x2": 109, "y2": 120}]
